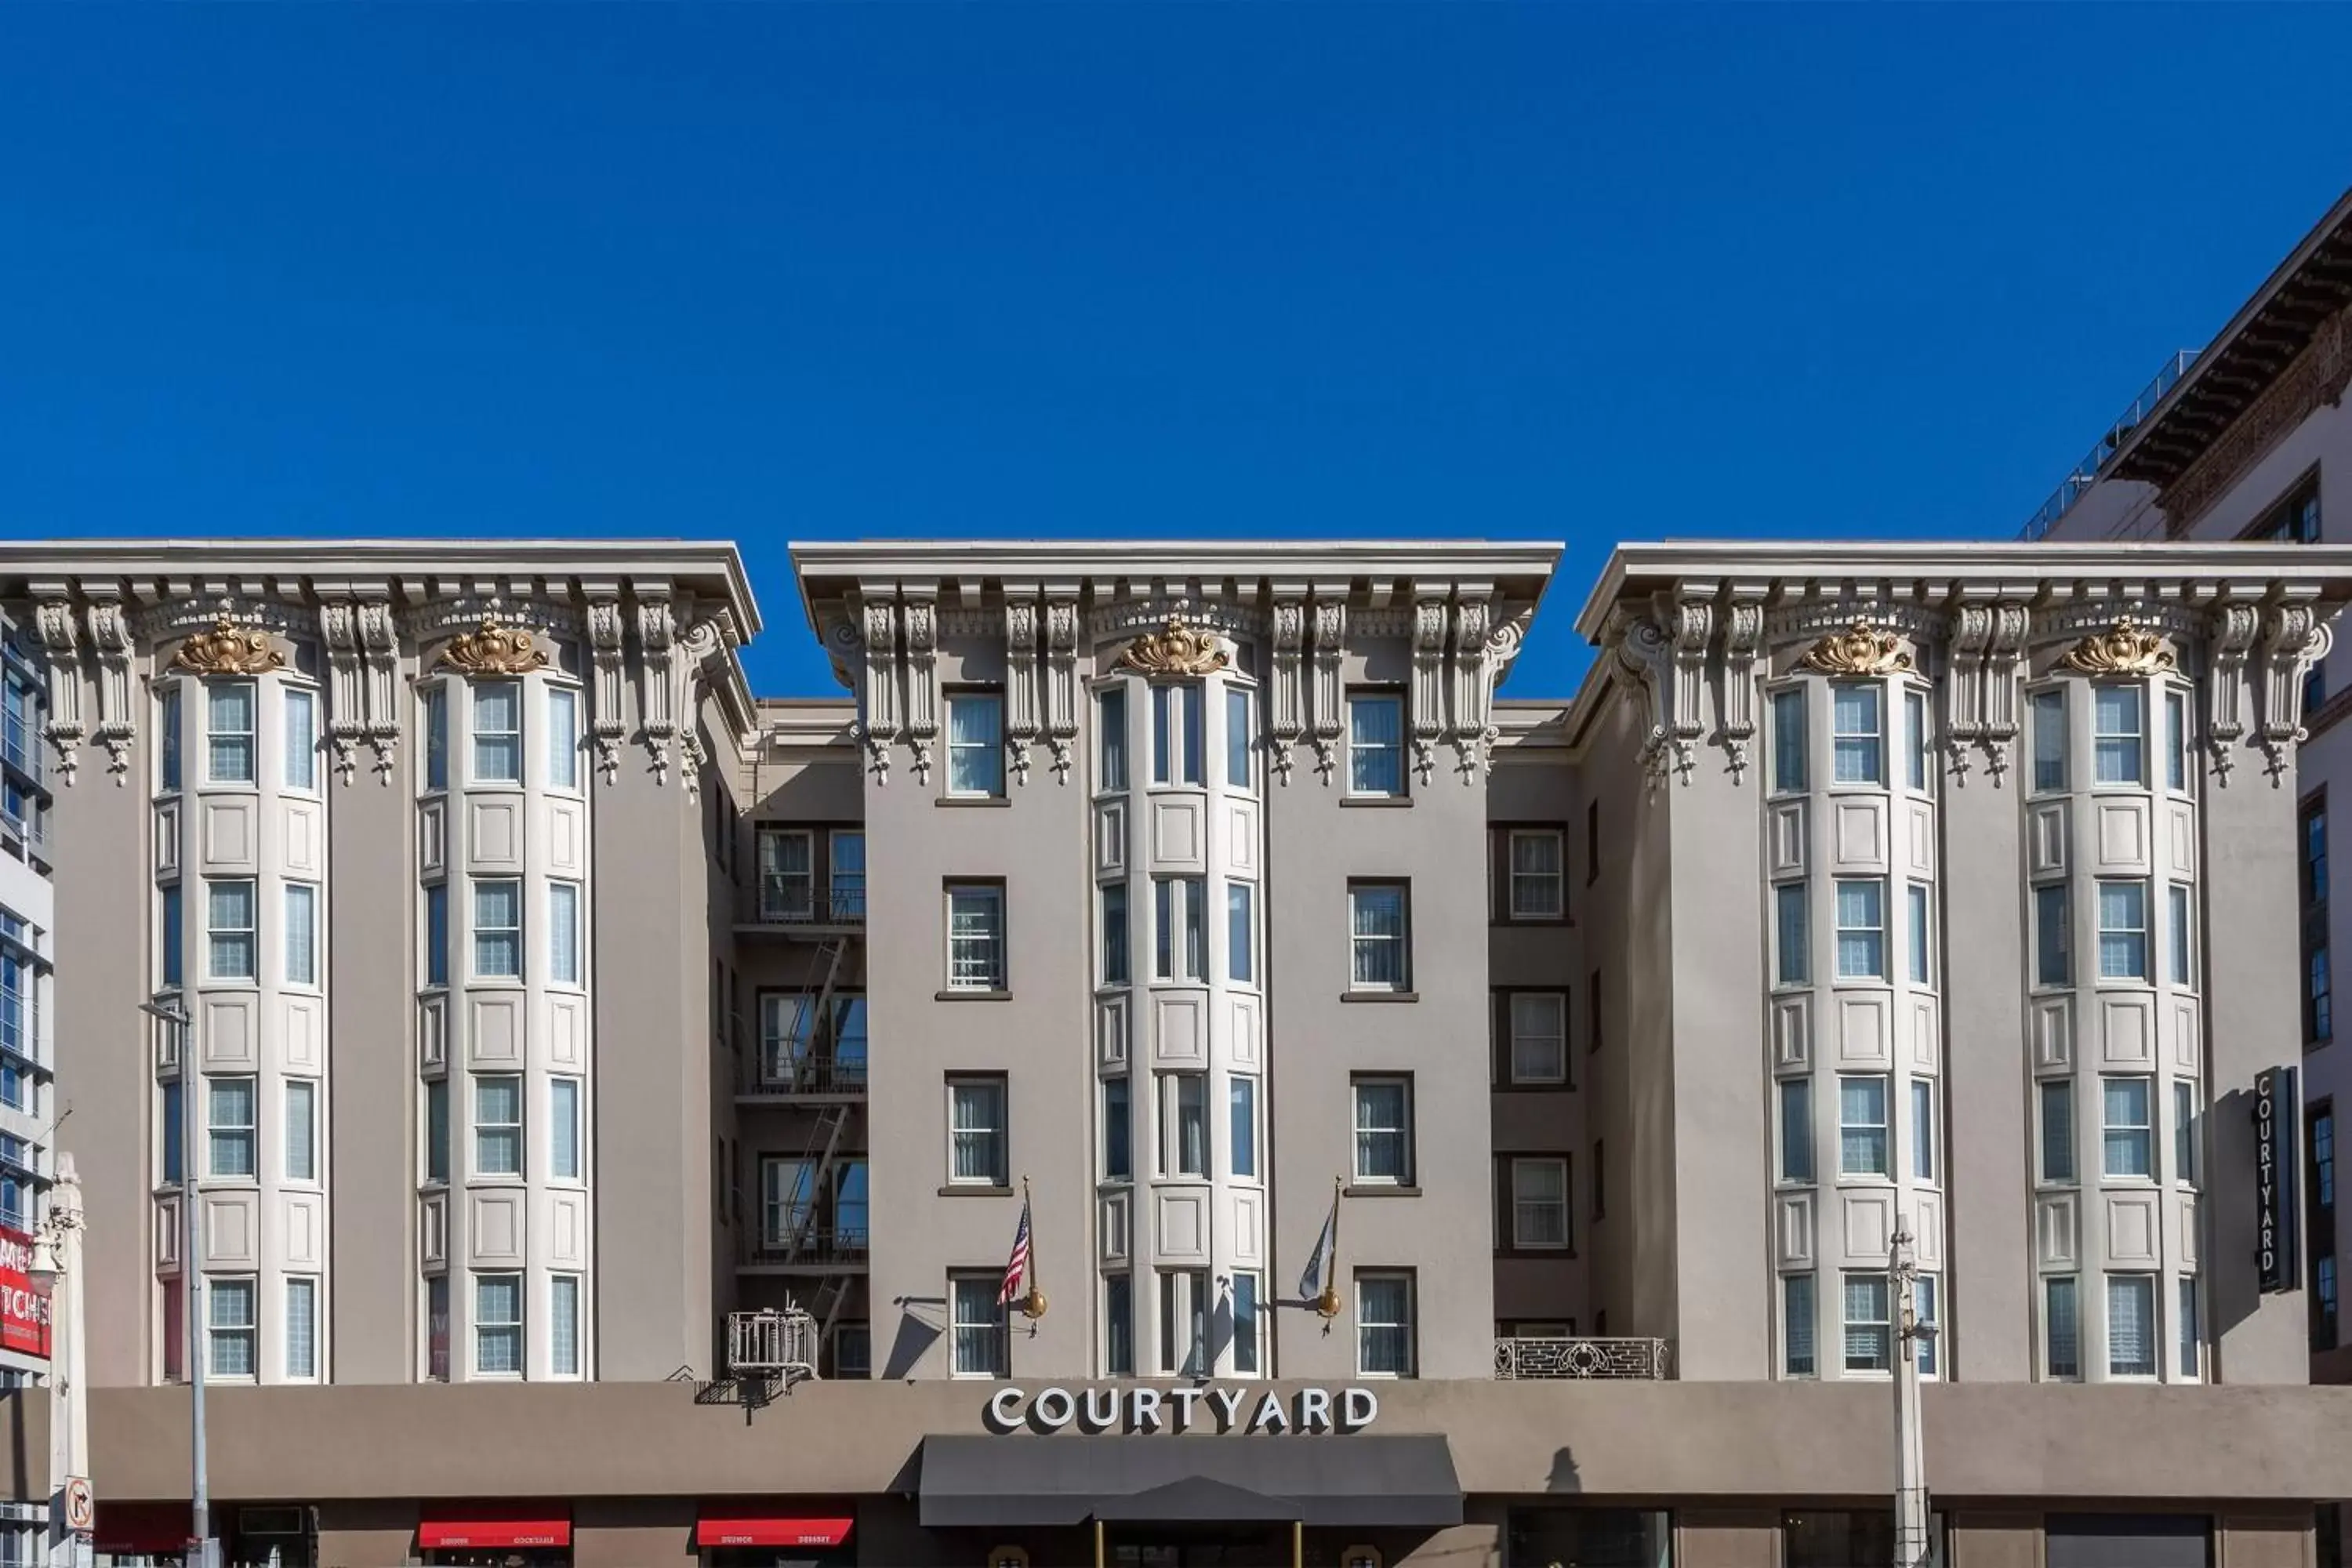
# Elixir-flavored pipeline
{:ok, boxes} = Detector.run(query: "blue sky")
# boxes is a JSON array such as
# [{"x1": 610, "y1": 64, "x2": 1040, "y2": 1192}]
[{"x1": 2, "y1": 5, "x2": 2348, "y2": 699}]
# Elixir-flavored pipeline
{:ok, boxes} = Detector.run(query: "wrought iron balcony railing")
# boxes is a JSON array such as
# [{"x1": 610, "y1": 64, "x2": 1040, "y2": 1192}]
[
  {"x1": 740, "y1": 1224, "x2": 871, "y2": 1268},
  {"x1": 1493, "y1": 1336, "x2": 1672, "y2": 1380},
  {"x1": 753, "y1": 879, "x2": 867, "y2": 927},
  {"x1": 741, "y1": 1051, "x2": 868, "y2": 1099}
]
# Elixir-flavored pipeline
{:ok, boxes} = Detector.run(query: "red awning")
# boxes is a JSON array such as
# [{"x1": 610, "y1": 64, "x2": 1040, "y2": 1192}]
[
  {"x1": 419, "y1": 1518, "x2": 572, "y2": 1550},
  {"x1": 93, "y1": 1501, "x2": 192, "y2": 1555},
  {"x1": 695, "y1": 1517, "x2": 854, "y2": 1550}
]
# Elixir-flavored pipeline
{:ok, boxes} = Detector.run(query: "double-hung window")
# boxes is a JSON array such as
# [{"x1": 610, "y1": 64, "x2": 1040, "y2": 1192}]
[
  {"x1": 1352, "y1": 1076, "x2": 1413, "y2": 1185},
  {"x1": 1348, "y1": 692, "x2": 1405, "y2": 797},
  {"x1": 1770, "y1": 688, "x2": 1806, "y2": 793},
  {"x1": 283, "y1": 882, "x2": 317, "y2": 986},
  {"x1": 1508, "y1": 830, "x2": 1565, "y2": 920},
  {"x1": 550, "y1": 1078, "x2": 581, "y2": 1180},
  {"x1": 1834, "y1": 880, "x2": 1886, "y2": 979},
  {"x1": 1838, "y1": 1076, "x2": 1889, "y2": 1177},
  {"x1": 547, "y1": 686, "x2": 580, "y2": 789},
  {"x1": 284, "y1": 687, "x2": 317, "y2": 789},
  {"x1": 206, "y1": 681, "x2": 256, "y2": 784},
  {"x1": 284, "y1": 1079, "x2": 316, "y2": 1181},
  {"x1": 1102, "y1": 1077, "x2": 1132, "y2": 1181},
  {"x1": 946, "y1": 884, "x2": 1006, "y2": 991},
  {"x1": 1778, "y1": 1078, "x2": 1814, "y2": 1182},
  {"x1": 2039, "y1": 1080, "x2": 2076, "y2": 1184},
  {"x1": 1783, "y1": 1273, "x2": 1817, "y2": 1377},
  {"x1": 2030, "y1": 688, "x2": 2067, "y2": 793},
  {"x1": 947, "y1": 1075, "x2": 1008, "y2": 1187},
  {"x1": 946, "y1": 690, "x2": 1005, "y2": 797},
  {"x1": 208, "y1": 1076, "x2": 257, "y2": 1178},
  {"x1": 1226, "y1": 883, "x2": 1254, "y2": 985},
  {"x1": 422, "y1": 686, "x2": 448, "y2": 792},
  {"x1": 1508, "y1": 992, "x2": 1567, "y2": 1085},
  {"x1": 474, "y1": 1075, "x2": 523, "y2": 1176},
  {"x1": 2169, "y1": 884, "x2": 2195, "y2": 988},
  {"x1": 285, "y1": 1276, "x2": 317, "y2": 1379},
  {"x1": 829, "y1": 830, "x2": 866, "y2": 922},
  {"x1": 1225, "y1": 686, "x2": 1254, "y2": 788},
  {"x1": 1153, "y1": 877, "x2": 1206, "y2": 982},
  {"x1": 2045, "y1": 1276, "x2": 2081, "y2": 1379},
  {"x1": 472, "y1": 880, "x2": 522, "y2": 979},
  {"x1": 1356, "y1": 1271, "x2": 1415, "y2": 1377},
  {"x1": 208, "y1": 1277, "x2": 257, "y2": 1377},
  {"x1": 1904, "y1": 689, "x2": 1932, "y2": 791},
  {"x1": 1830, "y1": 683, "x2": 1882, "y2": 785},
  {"x1": 1098, "y1": 688, "x2": 1128, "y2": 790},
  {"x1": 550, "y1": 1276, "x2": 580, "y2": 1377},
  {"x1": 158, "y1": 685, "x2": 183, "y2": 792},
  {"x1": 1842, "y1": 1273, "x2": 1891, "y2": 1372},
  {"x1": 1229, "y1": 1076, "x2": 1257, "y2": 1179},
  {"x1": 2092, "y1": 685, "x2": 2144, "y2": 786},
  {"x1": 1152, "y1": 684, "x2": 1203, "y2": 786},
  {"x1": 1100, "y1": 884, "x2": 1130, "y2": 985},
  {"x1": 2103, "y1": 1076, "x2": 2154, "y2": 1178},
  {"x1": 1348, "y1": 881, "x2": 1410, "y2": 992},
  {"x1": 757, "y1": 829, "x2": 813, "y2": 923},
  {"x1": 2097, "y1": 880, "x2": 2149, "y2": 980},
  {"x1": 1911, "y1": 1079, "x2": 1936, "y2": 1181},
  {"x1": 2034, "y1": 883, "x2": 2070, "y2": 987},
  {"x1": 549, "y1": 882, "x2": 581, "y2": 985},
  {"x1": 2107, "y1": 1274, "x2": 2157, "y2": 1377},
  {"x1": 1161, "y1": 1073, "x2": 1207, "y2": 1177},
  {"x1": 949, "y1": 1272, "x2": 1007, "y2": 1377},
  {"x1": 2165, "y1": 689, "x2": 2192, "y2": 793},
  {"x1": 423, "y1": 884, "x2": 449, "y2": 988},
  {"x1": 474, "y1": 1273, "x2": 522, "y2": 1374},
  {"x1": 1775, "y1": 883, "x2": 1809, "y2": 985},
  {"x1": 207, "y1": 880, "x2": 257, "y2": 982},
  {"x1": 1511, "y1": 1157, "x2": 1569, "y2": 1249},
  {"x1": 1160, "y1": 1269, "x2": 1210, "y2": 1376},
  {"x1": 472, "y1": 681, "x2": 521, "y2": 783}
]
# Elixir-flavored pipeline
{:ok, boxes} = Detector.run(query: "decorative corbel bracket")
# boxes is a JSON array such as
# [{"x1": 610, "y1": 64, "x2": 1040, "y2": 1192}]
[
  {"x1": 1044, "y1": 597, "x2": 1080, "y2": 784},
  {"x1": 357, "y1": 601, "x2": 401, "y2": 785},
  {"x1": 31, "y1": 600, "x2": 82, "y2": 786},
  {"x1": 1978, "y1": 605, "x2": 2029, "y2": 786},
  {"x1": 587, "y1": 598, "x2": 627, "y2": 786},
  {"x1": 1267, "y1": 597, "x2": 1305, "y2": 786},
  {"x1": 1409, "y1": 597, "x2": 1446, "y2": 786},
  {"x1": 1716, "y1": 599, "x2": 1764, "y2": 783},
  {"x1": 855, "y1": 593, "x2": 899, "y2": 785},
  {"x1": 1307, "y1": 597, "x2": 1345, "y2": 785},
  {"x1": 1004, "y1": 596, "x2": 1040, "y2": 786},
  {"x1": 320, "y1": 603, "x2": 364, "y2": 786},
  {"x1": 85, "y1": 600, "x2": 135, "y2": 785},
  {"x1": 2256, "y1": 601, "x2": 2332, "y2": 785},
  {"x1": 1609, "y1": 607, "x2": 1679, "y2": 789},
  {"x1": 1942, "y1": 604, "x2": 1990, "y2": 784},
  {"x1": 637, "y1": 597, "x2": 677, "y2": 786},
  {"x1": 902, "y1": 597, "x2": 939, "y2": 787},
  {"x1": 2205, "y1": 600, "x2": 2261, "y2": 786}
]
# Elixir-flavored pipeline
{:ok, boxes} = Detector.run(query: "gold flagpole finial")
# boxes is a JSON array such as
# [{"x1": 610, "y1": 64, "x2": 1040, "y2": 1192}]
[
  {"x1": 1017, "y1": 1174, "x2": 1048, "y2": 1320},
  {"x1": 1315, "y1": 1177, "x2": 1344, "y2": 1319}
]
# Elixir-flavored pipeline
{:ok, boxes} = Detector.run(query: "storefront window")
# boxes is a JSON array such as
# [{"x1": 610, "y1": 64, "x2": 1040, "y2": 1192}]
[{"x1": 1507, "y1": 1508, "x2": 1671, "y2": 1568}]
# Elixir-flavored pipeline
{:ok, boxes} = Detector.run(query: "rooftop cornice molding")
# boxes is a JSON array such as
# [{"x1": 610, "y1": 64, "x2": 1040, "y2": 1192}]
[
  {"x1": 1575, "y1": 540, "x2": 2352, "y2": 643},
  {"x1": 0, "y1": 538, "x2": 762, "y2": 639}
]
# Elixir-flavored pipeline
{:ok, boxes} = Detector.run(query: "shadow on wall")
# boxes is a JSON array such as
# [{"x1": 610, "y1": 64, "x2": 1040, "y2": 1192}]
[
  {"x1": 1545, "y1": 1448, "x2": 1582, "y2": 1495},
  {"x1": 885, "y1": 1296, "x2": 947, "y2": 1380},
  {"x1": 2212, "y1": 1086, "x2": 2258, "y2": 1341}
]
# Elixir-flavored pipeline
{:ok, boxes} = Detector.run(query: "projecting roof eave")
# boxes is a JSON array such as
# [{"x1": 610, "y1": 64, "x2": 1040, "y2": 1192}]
[
  {"x1": 787, "y1": 537, "x2": 1566, "y2": 643},
  {"x1": 2107, "y1": 187, "x2": 2352, "y2": 488},
  {"x1": 1573, "y1": 539, "x2": 2352, "y2": 645},
  {"x1": 0, "y1": 537, "x2": 764, "y2": 640}
]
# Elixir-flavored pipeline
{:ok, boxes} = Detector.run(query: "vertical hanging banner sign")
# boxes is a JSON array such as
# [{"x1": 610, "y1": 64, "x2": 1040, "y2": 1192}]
[{"x1": 2256, "y1": 1065, "x2": 2303, "y2": 1294}]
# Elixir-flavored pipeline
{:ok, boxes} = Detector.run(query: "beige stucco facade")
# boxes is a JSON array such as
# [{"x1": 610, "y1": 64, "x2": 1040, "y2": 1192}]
[{"x1": 5, "y1": 533, "x2": 2352, "y2": 1567}]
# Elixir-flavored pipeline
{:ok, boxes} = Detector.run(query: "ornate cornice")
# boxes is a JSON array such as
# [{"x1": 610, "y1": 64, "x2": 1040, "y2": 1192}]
[
  {"x1": 169, "y1": 614, "x2": 288, "y2": 677},
  {"x1": 1798, "y1": 620, "x2": 1913, "y2": 677},
  {"x1": 1117, "y1": 615, "x2": 1231, "y2": 679},
  {"x1": 2057, "y1": 620, "x2": 2178, "y2": 677},
  {"x1": 434, "y1": 616, "x2": 551, "y2": 678},
  {"x1": 1086, "y1": 597, "x2": 1264, "y2": 643},
  {"x1": 2163, "y1": 304, "x2": 2352, "y2": 533}
]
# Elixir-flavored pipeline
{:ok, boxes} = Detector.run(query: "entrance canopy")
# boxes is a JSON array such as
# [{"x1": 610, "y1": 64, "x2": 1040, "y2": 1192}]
[{"x1": 917, "y1": 1435, "x2": 1461, "y2": 1529}]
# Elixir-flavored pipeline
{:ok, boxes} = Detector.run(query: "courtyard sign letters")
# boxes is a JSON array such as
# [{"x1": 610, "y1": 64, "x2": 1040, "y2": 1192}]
[
  {"x1": 984, "y1": 1385, "x2": 1379, "y2": 1436},
  {"x1": 2256, "y1": 1065, "x2": 2303, "y2": 1294}
]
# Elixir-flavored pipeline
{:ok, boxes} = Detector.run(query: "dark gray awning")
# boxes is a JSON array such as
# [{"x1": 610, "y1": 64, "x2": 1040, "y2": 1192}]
[{"x1": 917, "y1": 1435, "x2": 1462, "y2": 1529}]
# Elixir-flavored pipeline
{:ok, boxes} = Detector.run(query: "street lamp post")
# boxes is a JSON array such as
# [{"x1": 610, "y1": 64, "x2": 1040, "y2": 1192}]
[
  {"x1": 140, "y1": 1000, "x2": 214, "y2": 1568},
  {"x1": 1889, "y1": 1219, "x2": 1936, "y2": 1568},
  {"x1": 27, "y1": 1152, "x2": 89, "y2": 1568}
]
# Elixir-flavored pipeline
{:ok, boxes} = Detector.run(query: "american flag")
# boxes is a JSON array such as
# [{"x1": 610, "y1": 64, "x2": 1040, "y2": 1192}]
[{"x1": 996, "y1": 1198, "x2": 1033, "y2": 1306}]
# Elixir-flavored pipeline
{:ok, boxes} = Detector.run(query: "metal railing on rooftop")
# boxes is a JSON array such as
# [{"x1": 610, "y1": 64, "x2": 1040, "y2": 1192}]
[
  {"x1": 2020, "y1": 349, "x2": 2201, "y2": 542},
  {"x1": 1494, "y1": 1336, "x2": 1672, "y2": 1380}
]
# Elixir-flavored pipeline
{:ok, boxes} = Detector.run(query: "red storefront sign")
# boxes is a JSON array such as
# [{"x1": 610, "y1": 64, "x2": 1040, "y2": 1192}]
[
  {"x1": 695, "y1": 1518, "x2": 854, "y2": 1549},
  {"x1": 0, "y1": 1226, "x2": 52, "y2": 1359},
  {"x1": 418, "y1": 1518, "x2": 572, "y2": 1549}
]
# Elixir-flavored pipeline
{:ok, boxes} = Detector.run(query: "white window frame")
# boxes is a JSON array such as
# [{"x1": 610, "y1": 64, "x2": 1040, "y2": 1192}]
[
  {"x1": 284, "y1": 1077, "x2": 316, "y2": 1183},
  {"x1": 1153, "y1": 876, "x2": 1207, "y2": 982},
  {"x1": 547, "y1": 685, "x2": 581, "y2": 790},
  {"x1": 946, "y1": 1074, "x2": 1009, "y2": 1188},
  {"x1": 1355, "y1": 1270, "x2": 1417, "y2": 1377},
  {"x1": 1225, "y1": 684, "x2": 1254, "y2": 790},
  {"x1": 205, "y1": 680, "x2": 257, "y2": 786},
  {"x1": 2038, "y1": 1078, "x2": 2076, "y2": 1185},
  {"x1": 1346, "y1": 691, "x2": 1406, "y2": 798},
  {"x1": 1160, "y1": 1072, "x2": 1207, "y2": 1178},
  {"x1": 208, "y1": 1076, "x2": 257, "y2": 1179},
  {"x1": 2173, "y1": 1079, "x2": 2197, "y2": 1189},
  {"x1": 829, "y1": 829, "x2": 866, "y2": 922},
  {"x1": 206, "y1": 1275, "x2": 258, "y2": 1380},
  {"x1": 1782, "y1": 1272, "x2": 1817, "y2": 1377},
  {"x1": 206, "y1": 878, "x2": 258, "y2": 983},
  {"x1": 2034, "y1": 881, "x2": 2070, "y2": 988},
  {"x1": 285, "y1": 1275, "x2": 318, "y2": 1381},
  {"x1": 1904, "y1": 687, "x2": 1933, "y2": 793},
  {"x1": 1778, "y1": 1076, "x2": 1815, "y2": 1184},
  {"x1": 2045, "y1": 1274, "x2": 2082, "y2": 1381},
  {"x1": 471, "y1": 878, "x2": 523, "y2": 981},
  {"x1": 946, "y1": 883, "x2": 1007, "y2": 992},
  {"x1": 2102, "y1": 1075, "x2": 2154, "y2": 1180},
  {"x1": 1159, "y1": 1267, "x2": 1210, "y2": 1376},
  {"x1": 1907, "y1": 883, "x2": 1933, "y2": 987},
  {"x1": 949, "y1": 1271, "x2": 1008, "y2": 1378},
  {"x1": 1348, "y1": 881, "x2": 1411, "y2": 993},
  {"x1": 1774, "y1": 881, "x2": 1809, "y2": 987},
  {"x1": 283, "y1": 685, "x2": 318, "y2": 791},
  {"x1": 1225, "y1": 882, "x2": 1255, "y2": 986},
  {"x1": 283, "y1": 881, "x2": 318, "y2": 988},
  {"x1": 758, "y1": 828, "x2": 815, "y2": 923},
  {"x1": 946, "y1": 689, "x2": 1007, "y2": 798},
  {"x1": 1151, "y1": 682, "x2": 1204, "y2": 787},
  {"x1": 1834, "y1": 878, "x2": 1886, "y2": 981},
  {"x1": 2092, "y1": 684, "x2": 2145, "y2": 787},
  {"x1": 2168, "y1": 883, "x2": 2195, "y2": 989},
  {"x1": 1838, "y1": 1074, "x2": 1889, "y2": 1178},
  {"x1": 1829, "y1": 681, "x2": 1883, "y2": 786},
  {"x1": 2165, "y1": 688, "x2": 2194, "y2": 795},
  {"x1": 1506, "y1": 829, "x2": 1565, "y2": 921},
  {"x1": 550, "y1": 1077, "x2": 581, "y2": 1181},
  {"x1": 550, "y1": 1273, "x2": 582, "y2": 1378},
  {"x1": 474, "y1": 1073, "x2": 524, "y2": 1177},
  {"x1": 1508, "y1": 992, "x2": 1567, "y2": 1086},
  {"x1": 1351, "y1": 1076, "x2": 1414, "y2": 1186},
  {"x1": 2106, "y1": 1272, "x2": 2158, "y2": 1378},
  {"x1": 470, "y1": 680, "x2": 523, "y2": 785},
  {"x1": 1911, "y1": 1077, "x2": 1936, "y2": 1181},
  {"x1": 549, "y1": 881, "x2": 582, "y2": 987},
  {"x1": 2096, "y1": 879, "x2": 2150, "y2": 982},
  {"x1": 2030, "y1": 687, "x2": 2067, "y2": 794},
  {"x1": 1510, "y1": 1156, "x2": 1569, "y2": 1250},
  {"x1": 473, "y1": 1272, "x2": 523, "y2": 1376},
  {"x1": 1770, "y1": 686, "x2": 1806, "y2": 794},
  {"x1": 1841, "y1": 1271, "x2": 1892, "y2": 1374}
]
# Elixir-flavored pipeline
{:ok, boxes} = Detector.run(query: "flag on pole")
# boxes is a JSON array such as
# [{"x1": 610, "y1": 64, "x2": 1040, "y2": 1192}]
[
  {"x1": 1297, "y1": 1181, "x2": 1341, "y2": 1311},
  {"x1": 997, "y1": 1196, "x2": 1033, "y2": 1307}
]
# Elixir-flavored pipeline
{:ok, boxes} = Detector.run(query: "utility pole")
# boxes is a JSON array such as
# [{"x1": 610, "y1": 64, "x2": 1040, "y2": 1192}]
[
  {"x1": 1889, "y1": 1219, "x2": 1934, "y2": 1568},
  {"x1": 140, "y1": 1001, "x2": 214, "y2": 1568}
]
